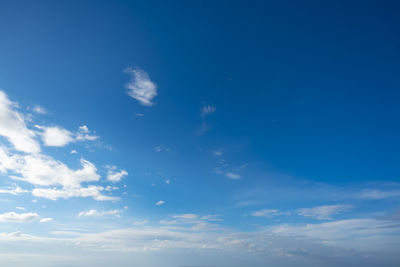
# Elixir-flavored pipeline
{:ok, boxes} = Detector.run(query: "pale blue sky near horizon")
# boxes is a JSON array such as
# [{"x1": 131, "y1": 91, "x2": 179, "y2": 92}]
[{"x1": 0, "y1": 1, "x2": 399, "y2": 266}]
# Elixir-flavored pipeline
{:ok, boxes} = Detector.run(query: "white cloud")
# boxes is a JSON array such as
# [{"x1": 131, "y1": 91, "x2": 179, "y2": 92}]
[
  {"x1": 0, "y1": 91, "x2": 40, "y2": 153},
  {"x1": 32, "y1": 105, "x2": 47, "y2": 115},
  {"x1": 78, "y1": 209, "x2": 122, "y2": 217},
  {"x1": 40, "y1": 126, "x2": 74, "y2": 147},
  {"x1": 76, "y1": 125, "x2": 98, "y2": 141},
  {"x1": 0, "y1": 146, "x2": 116, "y2": 201},
  {"x1": 39, "y1": 218, "x2": 53, "y2": 223},
  {"x1": 107, "y1": 166, "x2": 128, "y2": 183},
  {"x1": 251, "y1": 209, "x2": 280, "y2": 217},
  {"x1": 165, "y1": 179, "x2": 170, "y2": 184},
  {"x1": 15, "y1": 207, "x2": 25, "y2": 210},
  {"x1": 0, "y1": 184, "x2": 28, "y2": 195},
  {"x1": 201, "y1": 105, "x2": 216, "y2": 118},
  {"x1": 156, "y1": 200, "x2": 165, "y2": 206},
  {"x1": 226, "y1": 172, "x2": 241, "y2": 179},
  {"x1": 297, "y1": 204, "x2": 352, "y2": 220},
  {"x1": 124, "y1": 67, "x2": 157, "y2": 106},
  {"x1": 0, "y1": 212, "x2": 39, "y2": 223},
  {"x1": 70, "y1": 150, "x2": 77, "y2": 154},
  {"x1": 32, "y1": 186, "x2": 118, "y2": 201},
  {"x1": 357, "y1": 189, "x2": 400, "y2": 200}
]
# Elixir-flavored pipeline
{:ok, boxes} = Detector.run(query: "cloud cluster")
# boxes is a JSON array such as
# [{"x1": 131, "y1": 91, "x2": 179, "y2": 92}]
[{"x1": 0, "y1": 90, "x2": 120, "y2": 201}]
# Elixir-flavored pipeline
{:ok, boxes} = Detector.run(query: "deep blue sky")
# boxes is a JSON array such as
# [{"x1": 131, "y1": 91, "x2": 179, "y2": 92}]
[{"x1": 0, "y1": 1, "x2": 399, "y2": 266}]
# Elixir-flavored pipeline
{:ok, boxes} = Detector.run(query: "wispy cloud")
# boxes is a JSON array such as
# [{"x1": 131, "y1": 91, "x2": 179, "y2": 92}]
[
  {"x1": 201, "y1": 104, "x2": 216, "y2": 118},
  {"x1": 0, "y1": 184, "x2": 28, "y2": 195},
  {"x1": 78, "y1": 209, "x2": 122, "y2": 217},
  {"x1": 0, "y1": 212, "x2": 39, "y2": 223},
  {"x1": 106, "y1": 165, "x2": 128, "y2": 183},
  {"x1": 225, "y1": 172, "x2": 241, "y2": 179},
  {"x1": 357, "y1": 189, "x2": 400, "y2": 200},
  {"x1": 31, "y1": 105, "x2": 47, "y2": 115},
  {"x1": 0, "y1": 91, "x2": 40, "y2": 153},
  {"x1": 156, "y1": 200, "x2": 165, "y2": 206},
  {"x1": 297, "y1": 204, "x2": 352, "y2": 220},
  {"x1": 251, "y1": 209, "x2": 280, "y2": 217},
  {"x1": 124, "y1": 67, "x2": 157, "y2": 106}
]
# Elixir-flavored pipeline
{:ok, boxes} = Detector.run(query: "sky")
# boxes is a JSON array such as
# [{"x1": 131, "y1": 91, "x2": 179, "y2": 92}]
[{"x1": 0, "y1": 0, "x2": 400, "y2": 266}]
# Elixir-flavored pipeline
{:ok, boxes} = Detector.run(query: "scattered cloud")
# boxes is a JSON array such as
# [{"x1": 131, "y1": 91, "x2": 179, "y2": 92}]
[
  {"x1": 39, "y1": 218, "x2": 53, "y2": 223},
  {"x1": 78, "y1": 209, "x2": 122, "y2": 217},
  {"x1": 0, "y1": 212, "x2": 39, "y2": 223},
  {"x1": 212, "y1": 150, "x2": 223, "y2": 156},
  {"x1": 225, "y1": 172, "x2": 241, "y2": 179},
  {"x1": 124, "y1": 67, "x2": 157, "y2": 106},
  {"x1": 297, "y1": 204, "x2": 352, "y2": 220},
  {"x1": 357, "y1": 189, "x2": 400, "y2": 200},
  {"x1": 0, "y1": 91, "x2": 41, "y2": 153},
  {"x1": 76, "y1": 125, "x2": 98, "y2": 141},
  {"x1": 154, "y1": 145, "x2": 172, "y2": 153},
  {"x1": 0, "y1": 184, "x2": 28, "y2": 195},
  {"x1": 40, "y1": 126, "x2": 74, "y2": 147},
  {"x1": 106, "y1": 166, "x2": 128, "y2": 183},
  {"x1": 251, "y1": 209, "x2": 280, "y2": 217},
  {"x1": 70, "y1": 150, "x2": 77, "y2": 154},
  {"x1": 156, "y1": 200, "x2": 165, "y2": 206},
  {"x1": 201, "y1": 105, "x2": 216, "y2": 118},
  {"x1": 32, "y1": 105, "x2": 47, "y2": 115}
]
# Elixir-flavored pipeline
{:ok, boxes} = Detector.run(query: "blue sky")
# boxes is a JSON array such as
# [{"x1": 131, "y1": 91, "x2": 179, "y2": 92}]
[{"x1": 0, "y1": 0, "x2": 400, "y2": 266}]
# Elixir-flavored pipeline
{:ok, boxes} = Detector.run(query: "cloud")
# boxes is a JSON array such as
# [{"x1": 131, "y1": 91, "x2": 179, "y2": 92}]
[
  {"x1": 0, "y1": 146, "x2": 116, "y2": 201},
  {"x1": 0, "y1": 184, "x2": 28, "y2": 195},
  {"x1": 106, "y1": 166, "x2": 128, "y2": 183},
  {"x1": 225, "y1": 172, "x2": 241, "y2": 179},
  {"x1": 39, "y1": 218, "x2": 53, "y2": 223},
  {"x1": 124, "y1": 67, "x2": 157, "y2": 106},
  {"x1": 76, "y1": 125, "x2": 98, "y2": 141},
  {"x1": 32, "y1": 105, "x2": 47, "y2": 115},
  {"x1": 40, "y1": 126, "x2": 74, "y2": 147},
  {"x1": 357, "y1": 189, "x2": 400, "y2": 200},
  {"x1": 251, "y1": 209, "x2": 280, "y2": 217},
  {"x1": 201, "y1": 105, "x2": 216, "y2": 118},
  {"x1": 0, "y1": 212, "x2": 39, "y2": 223},
  {"x1": 78, "y1": 209, "x2": 122, "y2": 217},
  {"x1": 212, "y1": 150, "x2": 223, "y2": 156},
  {"x1": 165, "y1": 179, "x2": 170, "y2": 184},
  {"x1": 154, "y1": 145, "x2": 172, "y2": 153},
  {"x1": 297, "y1": 204, "x2": 352, "y2": 220},
  {"x1": 156, "y1": 200, "x2": 165, "y2": 206},
  {"x1": 0, "y1": 91, "x2": 40, "y2": 153},
  {"x1": 32, "y1": 186, "x2": 118, "y2": 201}
]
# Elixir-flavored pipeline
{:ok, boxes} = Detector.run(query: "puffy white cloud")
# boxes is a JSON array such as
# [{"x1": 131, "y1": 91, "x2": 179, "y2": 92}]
[
  {"x1": 0, "y1": 91, "x2": 40, "y2": 153},
  {"x1": 297, "y1": 204, "x2": 352, "y2": 220},
  {"x1": 155, "y1": 200, "x2": 165, "y2": 206},
  {"x1": 124, "y1": 67, "x2": 157, "y2": 106},
  {"x1": 78, "y1": 209, "x2": 122, "y2": 217},
  {"x1": 107, "y1": 166, "x2": 128, "y2": 183},
  {"x1": 40, "y1": 126, "x2": 74, "y2": 147},
  {"x1": 225, "y1": 172, "x2": 241, "y2": 179},
  {"x1": 0, "y1": 212, "x2": 39, "y2": 223}
]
